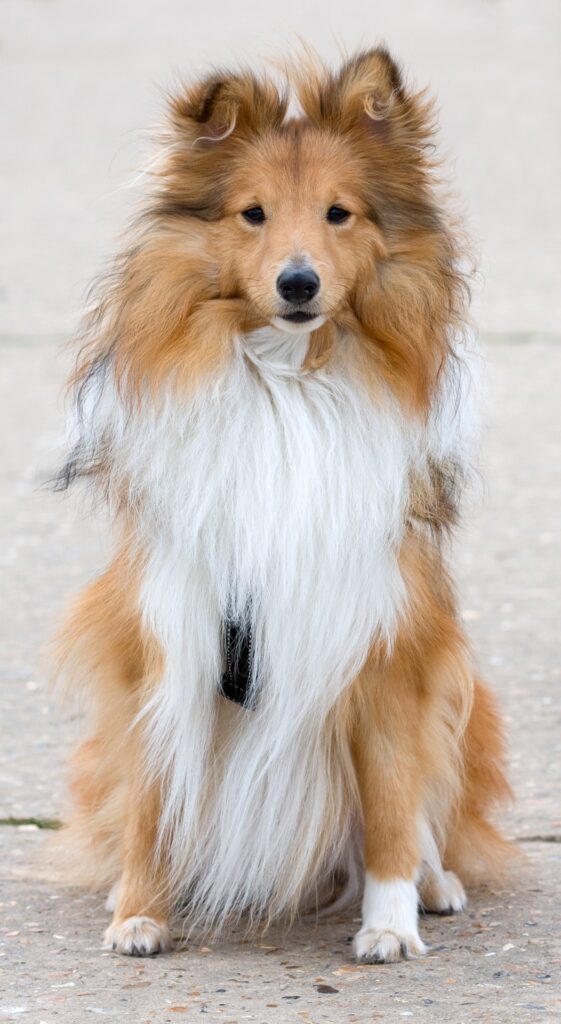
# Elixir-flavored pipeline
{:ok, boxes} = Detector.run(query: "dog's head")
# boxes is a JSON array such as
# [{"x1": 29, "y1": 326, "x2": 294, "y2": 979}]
[
  {"x1": 82, "y1": 49, "x2": 467, "y2": 412},
  {"x1": 161, "y1": 50, "x2": 445, "y2": 332}
]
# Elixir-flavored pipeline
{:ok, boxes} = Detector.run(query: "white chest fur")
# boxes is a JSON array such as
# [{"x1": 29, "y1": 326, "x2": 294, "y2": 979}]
[{"x1": 137, "y1": 327, "x2": 410, "y2": 701}]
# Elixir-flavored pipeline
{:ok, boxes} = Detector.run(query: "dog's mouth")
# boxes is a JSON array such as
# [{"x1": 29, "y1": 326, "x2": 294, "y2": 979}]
[
  {"x1": 281, "y1": 311, "x2": 318, "y2": 324},
  {"x1": 271, "y1": 311, "x2": 327, "y2": 334}
]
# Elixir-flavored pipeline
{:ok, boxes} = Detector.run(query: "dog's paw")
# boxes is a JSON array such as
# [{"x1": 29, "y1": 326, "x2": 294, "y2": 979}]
[
  {"x1": 419, "y1": 869, "x2": 467, "y2": 915},
  {"x1": 354, "y1": 876, "x2": 426, "y2": 964},
  {"x1": 353, "y1": 926, "x2": 426, "y2": 964},
  {"x1": 104, "y1": 916, "x2": 172, "y2": 956}
]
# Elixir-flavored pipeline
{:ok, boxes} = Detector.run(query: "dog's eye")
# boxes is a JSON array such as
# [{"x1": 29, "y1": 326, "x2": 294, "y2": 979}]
[
  {"x1": 327, "y1": 206, "x2": 351, "y2": 224},
  {"x1": 242, "y1": 206, "x2": 266, "y2": 224}
]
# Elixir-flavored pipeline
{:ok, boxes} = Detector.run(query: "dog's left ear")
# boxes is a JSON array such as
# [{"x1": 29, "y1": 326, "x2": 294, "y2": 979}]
[
  {"x1": 296, "y1": 47, "x2": 428, "y2": 143},
  {"x1": 312, "y1": 48, "x2": 401, "y2": 128}
]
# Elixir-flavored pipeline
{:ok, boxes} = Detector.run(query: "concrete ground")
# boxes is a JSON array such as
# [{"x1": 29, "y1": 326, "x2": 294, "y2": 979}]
[{"x1": 1, "y1": 0, "x2": 561, "y2": 1021}]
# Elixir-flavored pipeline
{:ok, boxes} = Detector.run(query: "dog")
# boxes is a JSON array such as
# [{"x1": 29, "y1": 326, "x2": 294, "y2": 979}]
[{"x1": 54, "y1": 47, "x2": 514, "y2": 962}]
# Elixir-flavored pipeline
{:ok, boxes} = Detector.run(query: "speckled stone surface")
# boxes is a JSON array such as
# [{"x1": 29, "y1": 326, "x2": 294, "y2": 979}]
[
  {"x1": 0, "y1": 340, "x2": 106, "y2": 822},
  {"x1": 1, "y1": 335, "x2": 560, "y2": 1021},
  {"x1": 1, "y1": 829, "x2": 560, "y2": 1023}
]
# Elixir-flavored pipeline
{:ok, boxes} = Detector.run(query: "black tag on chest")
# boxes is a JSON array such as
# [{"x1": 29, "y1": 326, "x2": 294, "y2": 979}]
[{"x1": 220, "y1": 619, "x2": 255, "y2": 709}]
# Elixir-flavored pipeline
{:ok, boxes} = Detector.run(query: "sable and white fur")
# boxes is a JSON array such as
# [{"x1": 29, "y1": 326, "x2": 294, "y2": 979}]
[
  {"x1": 53, "y1": 47, "x2": 514, "y2": 961},
  {"x1": 71, "y1": 324, "x2": 473, "y2": 924}
]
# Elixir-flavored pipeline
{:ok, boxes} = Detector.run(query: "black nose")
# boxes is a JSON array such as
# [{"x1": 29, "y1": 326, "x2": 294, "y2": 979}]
[{"x1": 276, "y1": 268, "x2": 320, "y2": 304}]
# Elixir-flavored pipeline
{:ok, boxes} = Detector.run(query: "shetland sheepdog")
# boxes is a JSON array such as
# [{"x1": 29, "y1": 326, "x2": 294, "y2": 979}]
[{"x1": 54, "y1": 47, "x2": 514, "y2": 962}]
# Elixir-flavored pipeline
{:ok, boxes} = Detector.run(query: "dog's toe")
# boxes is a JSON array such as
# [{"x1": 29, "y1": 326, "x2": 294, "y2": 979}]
[
  {"x1": 353, "y1": 927, "x2": 426, "y2": 964},
  {"x1": 104, "y1": 916, "x2": 172, "y2": 957},
  {"x1": 419, "y1": 870, "x2": 467, "y2": 915}
]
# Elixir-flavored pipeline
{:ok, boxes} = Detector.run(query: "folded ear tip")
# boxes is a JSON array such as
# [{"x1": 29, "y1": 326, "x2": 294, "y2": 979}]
[{"x1": 328, "y1": 47, "x2": 403, "y2": 114}]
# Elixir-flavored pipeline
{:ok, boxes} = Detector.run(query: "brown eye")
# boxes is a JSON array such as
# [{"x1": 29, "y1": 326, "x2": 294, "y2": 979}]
[
  {"x1": 327, "y1": 205, "x2": 351, "y2": 224},
  {"x1": 242, "y1": 206, "x2": 266, "y2": 224}
]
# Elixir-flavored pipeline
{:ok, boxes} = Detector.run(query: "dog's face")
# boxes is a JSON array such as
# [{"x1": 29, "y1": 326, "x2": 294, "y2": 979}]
[
  {"x1": 212, "y1": 128, "x2": 385, "y2": 333},
  {"x1": 159, "y1": 49, "x2": 432, "y2": 337},
  {"x1": 126, "y1": 49, "x2": 463, "y2": 407}
]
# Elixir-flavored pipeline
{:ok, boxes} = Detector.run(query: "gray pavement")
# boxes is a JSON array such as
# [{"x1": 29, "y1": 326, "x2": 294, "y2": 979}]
[
  {"x1": 1, "y1": 0, "x2": 561, "y2": 1020},
  {"x1": 1, "y1": 828, "x2": 560, "y2": 1023}
]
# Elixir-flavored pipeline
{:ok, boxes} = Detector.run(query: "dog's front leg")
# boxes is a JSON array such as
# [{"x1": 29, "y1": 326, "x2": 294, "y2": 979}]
[
  {"x1": 351, "y1": 668, "x2": 426, "y2": 963},
  {"x1": 104, "y1": 762, "x2": 173, "y2": 957}
]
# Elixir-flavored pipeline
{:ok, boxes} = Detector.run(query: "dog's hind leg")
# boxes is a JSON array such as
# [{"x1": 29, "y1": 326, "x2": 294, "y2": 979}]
[
  {"x1": 418, "y1": 818, "x2": 466, "y2": 915},
  {"x1": 55, "y1": 546, "x2": 175, "y2": 955}
]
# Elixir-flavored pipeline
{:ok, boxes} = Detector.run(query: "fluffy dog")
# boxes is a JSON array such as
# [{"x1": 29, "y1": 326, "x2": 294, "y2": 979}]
[{"x1": 54, "y1": 47, "x2": 513, "y2": 961}]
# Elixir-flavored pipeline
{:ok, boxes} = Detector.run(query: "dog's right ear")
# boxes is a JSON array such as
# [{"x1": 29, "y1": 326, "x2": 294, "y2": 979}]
[
  {"x1": 169, "y1": 71, "x2": 288, "y2": 145},
  {"x1": 156, "y1": 71, "x2": 286, "y2": 222}
]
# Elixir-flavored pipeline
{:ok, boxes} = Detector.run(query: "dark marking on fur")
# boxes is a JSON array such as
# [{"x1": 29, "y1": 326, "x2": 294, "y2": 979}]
[
  {"x1": 196, "y1": 79, "x2": 226, "y2": 123},
  {"x1": 408, "y1": 457, "x2": 463, "y2": 540},
  {"x1": 220, "y1": 618, "x2": 256, "y2": 709},
  {"x1": 52, "y1": 349, "x2": 113, "y2": 492},
  {"x1": 154, "y1": 198, "x2": 222, "y2": 222}
]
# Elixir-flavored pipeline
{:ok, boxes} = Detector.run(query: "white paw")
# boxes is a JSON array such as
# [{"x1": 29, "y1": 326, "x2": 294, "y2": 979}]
[
  {"x1": 419, "y1": 869, "x2": 467, "y2": 915},
  {"x1": 104, "y1": 916, "x2": 172, "y2": 956},
  {"x1": 354, "y1": 875, "x2": 426, "y2": 964},
  {"x1": 353, "y1": 926, "x2": 426, "y2": 963}
]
